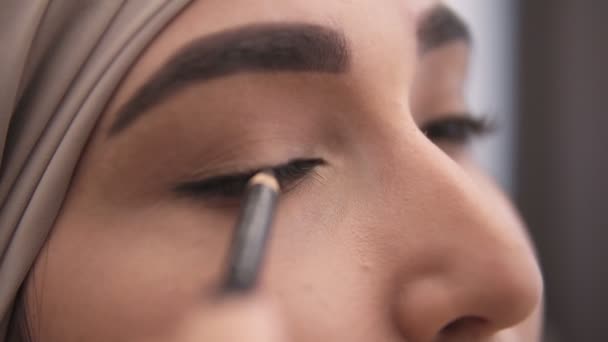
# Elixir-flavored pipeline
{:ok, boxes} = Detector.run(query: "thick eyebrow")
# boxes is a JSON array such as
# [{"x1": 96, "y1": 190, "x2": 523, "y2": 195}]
[
  {"x1": 417, "y1": 5, "x2": 471, "y2": 54},
  {"x1": 108, "y1": 23, "x2": 350, "y2": 136}
]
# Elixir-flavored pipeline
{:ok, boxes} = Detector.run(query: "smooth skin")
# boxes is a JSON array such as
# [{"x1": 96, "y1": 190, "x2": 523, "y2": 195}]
[{"x1": 21, "y1": 0, "x2": 543, "y2": 341}]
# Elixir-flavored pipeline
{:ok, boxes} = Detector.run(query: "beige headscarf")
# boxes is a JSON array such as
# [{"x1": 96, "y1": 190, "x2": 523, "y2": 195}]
[{"x1": 0, "y1": 1, "x2": 193, "y2": 340}]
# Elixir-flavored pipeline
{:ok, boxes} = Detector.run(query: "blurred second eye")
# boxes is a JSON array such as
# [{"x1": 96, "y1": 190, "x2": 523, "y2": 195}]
[{"x1": 421, "y1": 114, "x2": 495, "y2": 145}]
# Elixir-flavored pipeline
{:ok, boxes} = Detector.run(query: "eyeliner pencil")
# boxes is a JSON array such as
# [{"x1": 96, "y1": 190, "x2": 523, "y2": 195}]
[{"x1": 222, "y1": 170, "x2": 280, "y2": 293}]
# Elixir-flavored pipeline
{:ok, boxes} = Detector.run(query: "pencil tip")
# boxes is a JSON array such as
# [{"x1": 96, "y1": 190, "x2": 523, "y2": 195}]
[{"x1": 249, "y1": 170, "x2": 280, "y2": 192}]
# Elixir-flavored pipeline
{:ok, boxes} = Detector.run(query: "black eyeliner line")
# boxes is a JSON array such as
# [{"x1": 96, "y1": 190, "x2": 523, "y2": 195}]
[
  {"x1": 173, "y1": 158, "x2": 324, "y2": 197},
  {"x1": 174, "y1": 166, "x2": 274, "y2": 197}
]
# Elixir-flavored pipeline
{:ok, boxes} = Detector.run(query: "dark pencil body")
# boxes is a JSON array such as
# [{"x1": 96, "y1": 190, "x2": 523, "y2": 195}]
[{"x1": 222, "y1": 172, "x2": 279, "y2": 292}]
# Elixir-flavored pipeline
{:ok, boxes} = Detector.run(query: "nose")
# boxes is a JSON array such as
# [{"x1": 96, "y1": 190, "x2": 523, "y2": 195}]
[{"x1": 386, "y1": 136, "x2": 543, "y2": 341}]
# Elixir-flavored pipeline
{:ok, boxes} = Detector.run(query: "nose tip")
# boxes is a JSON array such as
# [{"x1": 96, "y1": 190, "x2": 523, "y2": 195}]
[{"x1": 395, "y1": 255, "x2": 543, "y2": 341}]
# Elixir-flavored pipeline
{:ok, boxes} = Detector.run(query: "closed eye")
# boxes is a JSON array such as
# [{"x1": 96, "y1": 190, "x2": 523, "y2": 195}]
[{"x1": 174, "y1": 158, "x2": 325, "y2": 202}]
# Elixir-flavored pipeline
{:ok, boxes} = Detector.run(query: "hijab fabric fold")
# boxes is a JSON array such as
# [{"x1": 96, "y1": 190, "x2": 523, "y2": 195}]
[{"x1": 0, "y1": 1, "x2": 192, "y2": 339}]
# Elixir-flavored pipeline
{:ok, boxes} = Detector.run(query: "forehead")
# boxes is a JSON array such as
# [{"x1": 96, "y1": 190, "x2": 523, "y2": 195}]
[{"x1": 102, "y1": 0, "x2": 421, "y2": 120}]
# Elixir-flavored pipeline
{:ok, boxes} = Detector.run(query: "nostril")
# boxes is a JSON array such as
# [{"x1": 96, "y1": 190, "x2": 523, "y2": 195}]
[{"x1": 440, "y1": 316, "x2": 490, "y2": 339}]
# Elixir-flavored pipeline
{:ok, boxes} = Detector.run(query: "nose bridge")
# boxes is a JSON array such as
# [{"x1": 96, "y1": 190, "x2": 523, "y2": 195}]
[{"x1": 381, "y1": 136, "x2": 543, "y2": 340}]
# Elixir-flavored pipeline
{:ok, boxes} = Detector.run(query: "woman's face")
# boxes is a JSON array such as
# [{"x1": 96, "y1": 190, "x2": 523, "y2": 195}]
[{"x1": 25, "y1": 0, "x2": 543, "y2": 341}]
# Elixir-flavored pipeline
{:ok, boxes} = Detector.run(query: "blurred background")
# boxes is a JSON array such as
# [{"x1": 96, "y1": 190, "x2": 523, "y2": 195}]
[{"x1": 446, "y1": 1, "x2": 608, "y2": 341}]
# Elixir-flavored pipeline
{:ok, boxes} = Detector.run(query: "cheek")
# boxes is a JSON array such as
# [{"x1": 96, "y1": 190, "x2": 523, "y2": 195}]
[
  {"x1": 261, "y1": 181, "x2": 396, "y2": 339},
  {"x1": 30, "y1": 201, "x2": 233, "y2": 341}
]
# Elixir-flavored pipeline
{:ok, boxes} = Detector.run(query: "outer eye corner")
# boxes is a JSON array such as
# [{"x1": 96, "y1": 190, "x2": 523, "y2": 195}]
[{"x1": 274, "y1": 158, "x2": 326, "y2": 193}]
